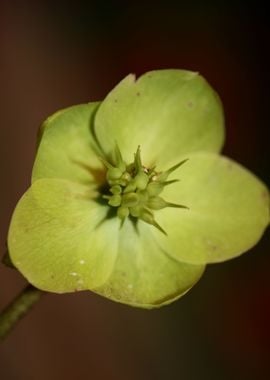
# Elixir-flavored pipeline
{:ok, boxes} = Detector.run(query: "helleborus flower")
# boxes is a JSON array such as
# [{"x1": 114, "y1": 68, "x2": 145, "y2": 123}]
[{"x1": 7, "y1": 70, "x2": 269, "y2": 308}]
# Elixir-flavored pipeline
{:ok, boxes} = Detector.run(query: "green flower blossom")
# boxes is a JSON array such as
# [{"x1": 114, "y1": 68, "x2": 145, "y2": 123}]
[{"x1": 7, "y1": 70, "x2": 269, "y2": 308}]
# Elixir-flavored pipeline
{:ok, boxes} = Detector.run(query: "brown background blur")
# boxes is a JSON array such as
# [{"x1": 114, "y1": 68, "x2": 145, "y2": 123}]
[{"x1": 0, "y1": 1, "x2": 269, "y2": 379}]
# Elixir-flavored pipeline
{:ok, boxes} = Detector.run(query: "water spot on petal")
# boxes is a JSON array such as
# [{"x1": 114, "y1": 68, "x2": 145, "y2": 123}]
[{"x1": 76, "y1": 278, "x2": 84, "y2": 291}]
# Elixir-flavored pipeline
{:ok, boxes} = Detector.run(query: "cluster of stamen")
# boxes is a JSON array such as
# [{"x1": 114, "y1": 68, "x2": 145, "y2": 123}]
[{"x1": 101, "y1": 145, "x2": 188, "y2": 234}]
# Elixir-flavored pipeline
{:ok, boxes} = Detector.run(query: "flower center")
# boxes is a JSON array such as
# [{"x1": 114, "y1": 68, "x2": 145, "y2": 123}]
[{"x1": 101, "y1": 145, "x2": 188, "y2": 234}]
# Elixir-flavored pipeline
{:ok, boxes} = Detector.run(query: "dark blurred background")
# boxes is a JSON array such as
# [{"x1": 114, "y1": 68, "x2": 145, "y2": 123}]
[{"x1": 0, "y1": 1, "x2": 269, "y2": 379}]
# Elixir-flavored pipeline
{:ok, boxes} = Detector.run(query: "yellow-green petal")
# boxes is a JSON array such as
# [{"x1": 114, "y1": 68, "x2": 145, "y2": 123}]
[
  {"x1": 153, "y1": 152, "x2": 269, "y2": 264},
  {"x1": 93, "y1": 219, "x2": 205, "y2": 308},
  {"x1": 32, "y1": 103, "x2": 104, "y2": 184},
  {"x1": 8, "y1": 179, "x2": 205, "y2": 307},
  {"x1": 8, "y1": 179, "x2": 119, "y2": 292},
  {"x1": 94, "y1": 70, "x2": 224, "y2": 167}
]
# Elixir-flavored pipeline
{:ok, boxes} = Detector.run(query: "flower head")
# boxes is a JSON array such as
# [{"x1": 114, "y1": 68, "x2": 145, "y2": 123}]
[{"x1": 8, "y1": 70, "x2": 269, "y2": 308}]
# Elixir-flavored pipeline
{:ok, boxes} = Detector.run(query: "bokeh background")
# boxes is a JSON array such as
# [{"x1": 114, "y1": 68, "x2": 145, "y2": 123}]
[{"x1": 0, "y1": 1, "x2": 269, "y2": 379}]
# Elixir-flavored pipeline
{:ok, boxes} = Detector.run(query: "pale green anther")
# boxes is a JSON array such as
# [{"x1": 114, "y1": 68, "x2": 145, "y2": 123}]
[
  {"x1": 147, "y1": 179, "x2": 179, "y2": 196},
  {"x1": 122, "y1": 192, "x2": 139, "y2": 207},
  {"x1": 121, "y1": 172, "x2": 131, "y2": 182},
  {"x1": 147, "y1": 197, "x2": 168, "y2": 210},
  {"x1": 137, "y1": 190, "x2": 149, "y2": 203},
  {"x1": 110, "y1": 185, "x2": 122, "y2": 195},
  {"x1": 108, "y1": 194, "x2": 122, "y2": 207},
  {"x1": 123, "y1": 181, "x2": 137, "y2": 193},
  {"x1": 117, "y1": 206, "x2": 129, "y2": 219},
  {"x1": 134, "y1": 171, "x2": 149, "y2": 190},
  {"x1": 140, "y1": 208, "x2": 154, "y2": 223},
  {"x1": 129, "y1": 205, "x2": 142, "y2": 217},
  {"x1": 147, "y1": 182, "x2": 164, "y2": 197},
  {"x1": 100, "y1": 156, "x2": 124, "y2": 179},
  {"x1": 107, "y1": 179, "x2": 120, "y2": 186},
  {"x1": 107, "y1": 167, "x2": 123, "y2": 181}
]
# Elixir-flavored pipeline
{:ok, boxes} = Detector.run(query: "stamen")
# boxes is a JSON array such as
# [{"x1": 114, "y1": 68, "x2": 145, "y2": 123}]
[
  {"x1": 110, "y1": 185, "x2": 122, "y2": 195},
  {"x1": 117, "y1": 206, "x2": 130, "y2": 219},
  {"x1": 108, "y1": 195, "x2": 122, "y2": 207},
  {"x1": 101, "y1": 146, "x2": 188, "y2": 234},
  {"x1": 134, "y1": 171, "x2": 149, "y2": 190},
  {"x1": 122, "y1": 193, "x2": 139, "y2": 207}
]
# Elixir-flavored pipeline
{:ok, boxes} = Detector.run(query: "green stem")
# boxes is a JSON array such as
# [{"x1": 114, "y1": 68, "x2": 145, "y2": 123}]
[{"x1": 0, "y1": 284, "x2": 44, "y2": 341}]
